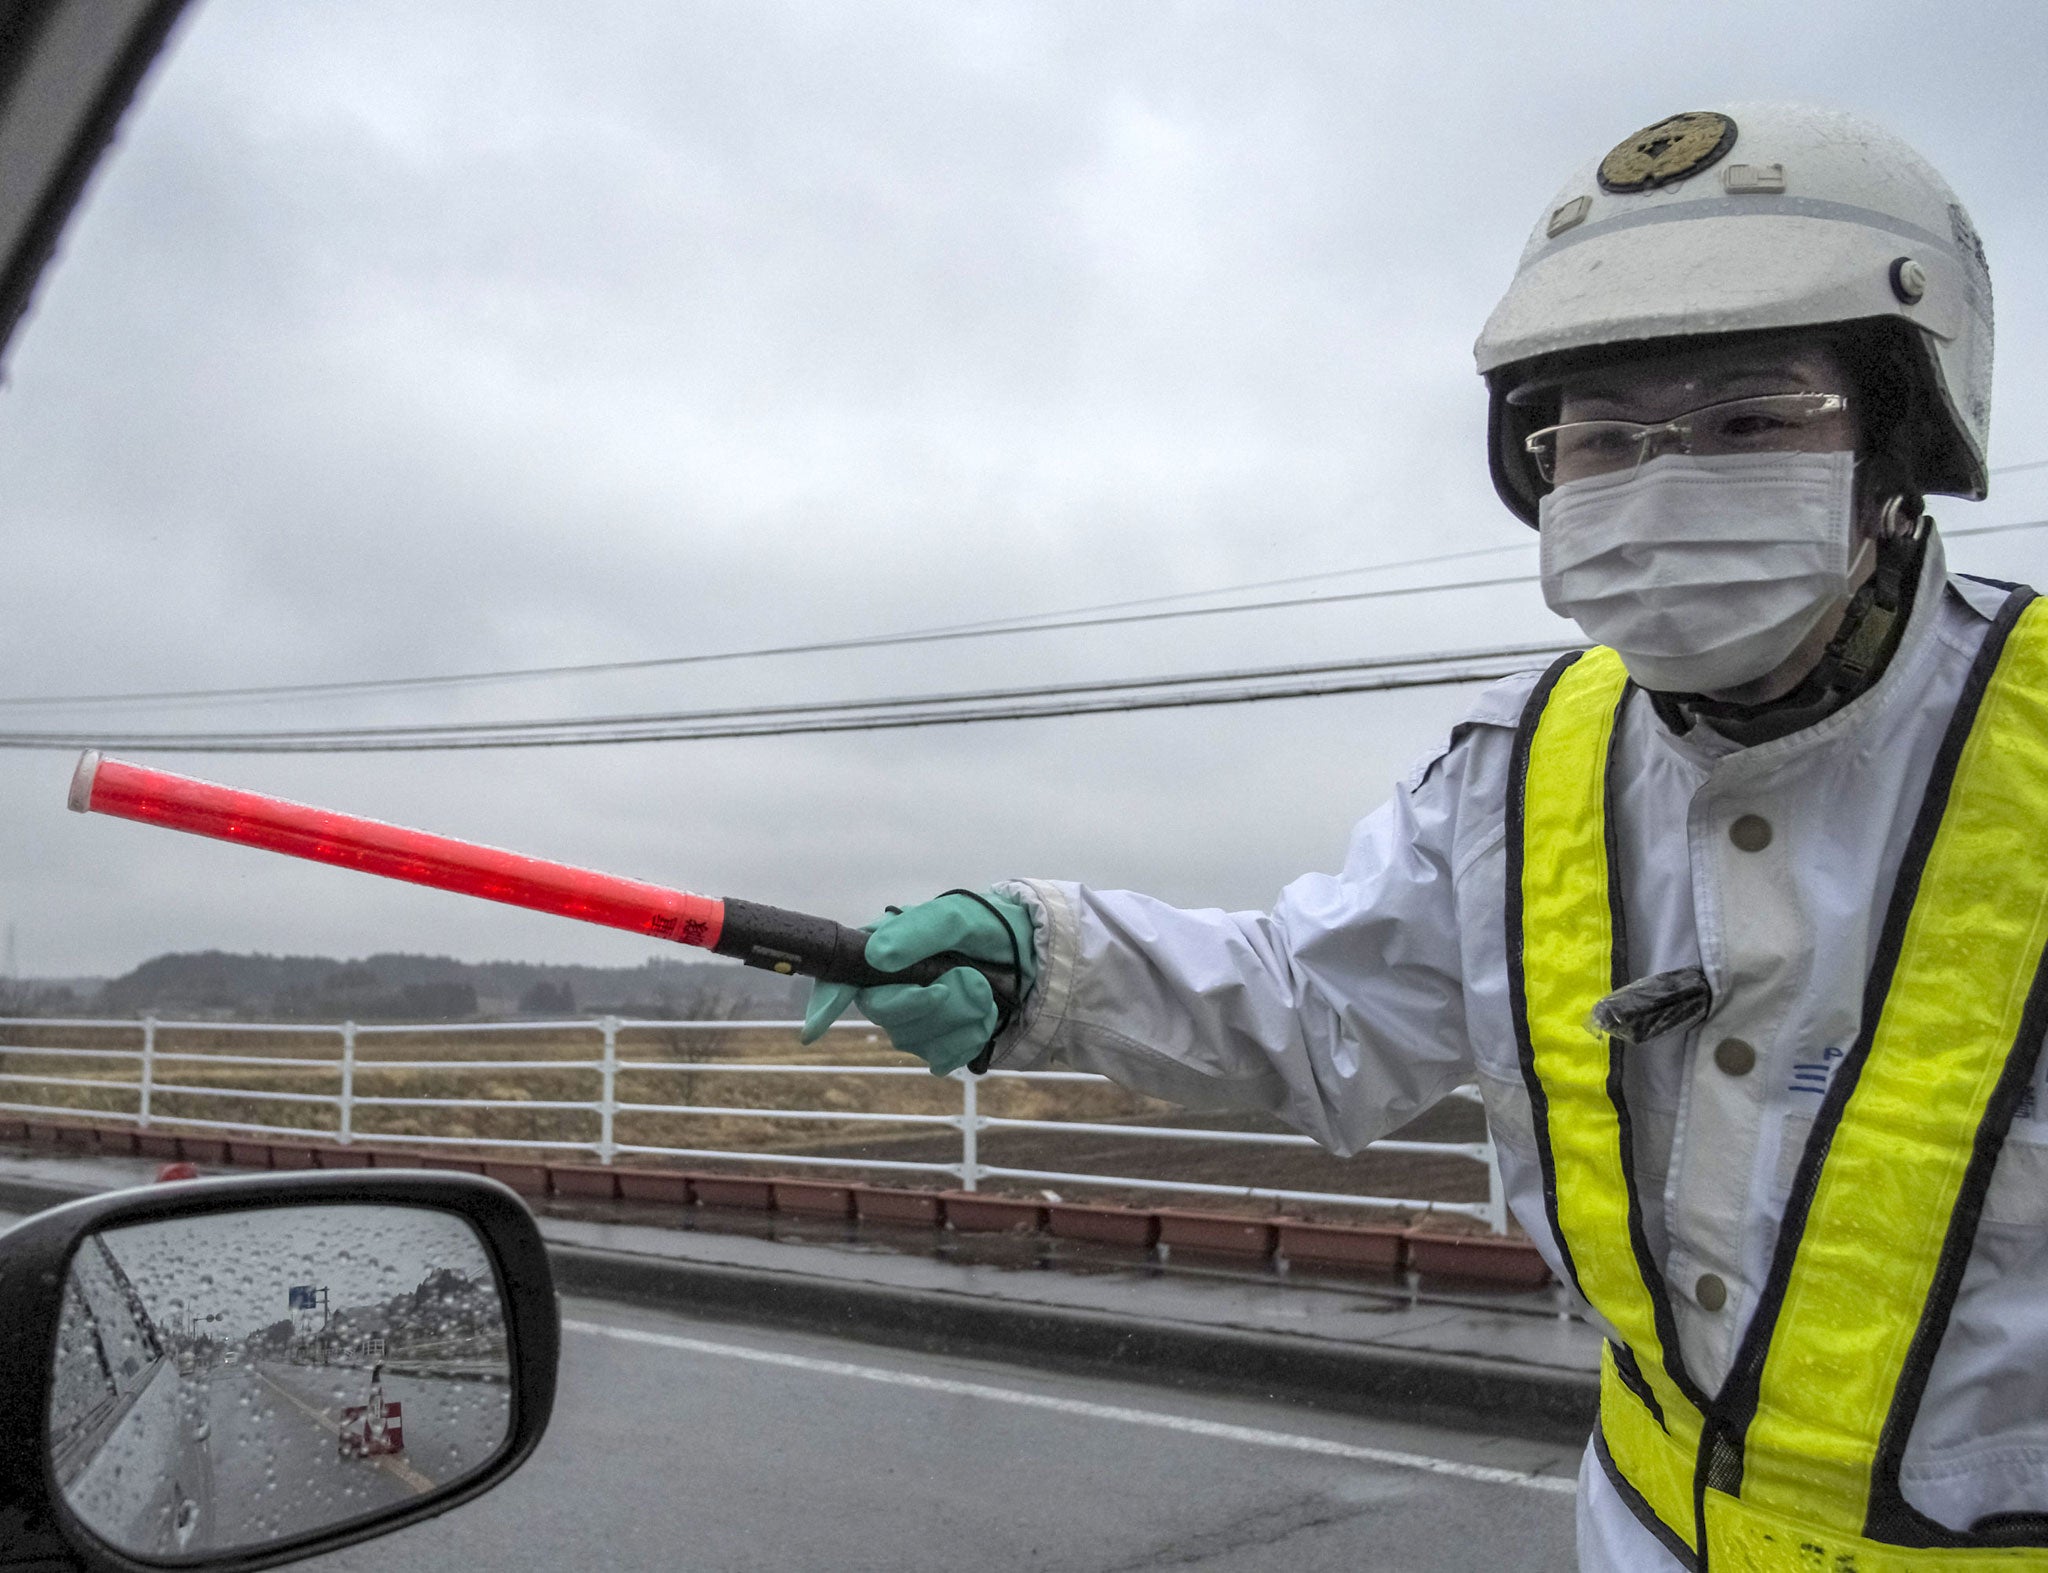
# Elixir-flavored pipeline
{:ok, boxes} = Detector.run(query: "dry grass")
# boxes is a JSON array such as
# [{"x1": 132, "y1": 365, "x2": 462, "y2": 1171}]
[{"x1": 0, "y1": 1020, "x2": 1495, "y2": 1226}]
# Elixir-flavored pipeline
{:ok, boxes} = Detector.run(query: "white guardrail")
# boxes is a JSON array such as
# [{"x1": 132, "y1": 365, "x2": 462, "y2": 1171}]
[{"x1": 0, "y1": 1017, "x2": 1508, "y2": 1233}]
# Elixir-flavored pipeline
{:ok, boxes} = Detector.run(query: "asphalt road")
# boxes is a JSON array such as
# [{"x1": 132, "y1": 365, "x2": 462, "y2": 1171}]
[
  {"x1": 300, "y1": 1296, "x2": 1581, "y2": 1573},
  {"x1": 3, "y1": 1205, "x2": 1581, "y2": 1568},
  {"x1": 56, "y1": 1355, "x2": 509, "y2": 1558},
  {"x1": 232, "y1": 1360, "x2": 509, "y2": 1528}
]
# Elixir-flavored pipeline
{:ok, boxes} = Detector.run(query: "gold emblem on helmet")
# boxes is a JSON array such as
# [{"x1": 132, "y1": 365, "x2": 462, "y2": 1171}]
[{"x1": 1597, "y1": 111, "x2": 1738, "y2": 193}]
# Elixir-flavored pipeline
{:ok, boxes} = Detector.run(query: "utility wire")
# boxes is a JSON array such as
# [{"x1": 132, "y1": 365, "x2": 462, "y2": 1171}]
[
  {"x1": 0, "y1": 542, "x2": 1535, "y2": 711},
  {"x1": 10, "y1": 515, "x2": 2043, "y2": 724},
  {"x1": 15, "y1": 509, "x2": 2048, "y2": 715},
  {"x1": 1946, "y1": 518, "x2": 2048, "y2": 540},
  {"x1": 0, "y1": 642, "x2": 1571, "y2": 753},
  {"x1": 33, "y1": 640, "x2": 1574, "y2": 744},
  {"x1": 830, "y1": 541, "x2": 1535, "y2": 639}
]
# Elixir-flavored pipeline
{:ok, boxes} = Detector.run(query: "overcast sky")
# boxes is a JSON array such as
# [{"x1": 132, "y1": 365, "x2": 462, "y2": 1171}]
[
  {"x1": 4, "y1": 0, "x2": 2047, "y2": 981},
  {"x1": 105, "y1": 1204, "x2": 493, "y2": 1335}
]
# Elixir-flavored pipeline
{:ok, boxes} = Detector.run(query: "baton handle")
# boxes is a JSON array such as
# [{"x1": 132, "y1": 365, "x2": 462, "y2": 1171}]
[{"x1": 712, "y1": 896, "x2": 1021, "y2": 1012}]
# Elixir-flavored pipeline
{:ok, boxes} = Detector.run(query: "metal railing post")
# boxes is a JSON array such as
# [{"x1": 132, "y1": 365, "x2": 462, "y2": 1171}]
[
  {"x1": 958, "y1": 1069, "x2": 979, "y2": 1192},
  {"x1": 1481, "y1": 1133, "x2": 1508, "y2": 1236},
  {"x1": 598, "y1": 1016, "x2": 619, "y2": 1165},
  {"x1": 137, "y1": 1015, "x2": 156, "y2": 1130},
  {"x1": 339, "y1": 1022, "x2": 356, "y2": 1145}
]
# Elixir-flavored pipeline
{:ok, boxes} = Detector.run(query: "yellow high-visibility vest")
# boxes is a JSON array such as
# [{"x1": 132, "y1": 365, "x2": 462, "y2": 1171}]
[{"x1": 1509, "y1": 589, "x2": 2048, "y2": 1569}]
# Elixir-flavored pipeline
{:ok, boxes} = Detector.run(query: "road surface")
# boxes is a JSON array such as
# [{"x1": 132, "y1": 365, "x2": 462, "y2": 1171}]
[
  {"x1": 61, "y1": 1356, "x2": 508, "y2": 1558},
  {"x1": 303, "y1": 1295, "x2": 1581, "y2": 1572},
  {"x1": 2, "y1": 1206, "x2": 1581, "y2": 1568}
]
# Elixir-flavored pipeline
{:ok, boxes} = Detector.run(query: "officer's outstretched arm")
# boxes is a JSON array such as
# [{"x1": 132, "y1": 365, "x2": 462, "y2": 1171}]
[{"x1": 803, "y1": 781, "x2": 1474, "y2": 1156}]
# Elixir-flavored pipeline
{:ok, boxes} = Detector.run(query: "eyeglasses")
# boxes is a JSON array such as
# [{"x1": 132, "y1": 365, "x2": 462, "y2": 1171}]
[{"x1": 1523, "y1": 391, "x2": 1851, "y2": 485}]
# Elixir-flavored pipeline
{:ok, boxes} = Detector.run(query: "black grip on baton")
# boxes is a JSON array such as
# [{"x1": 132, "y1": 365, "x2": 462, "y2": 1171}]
[{"x1": 713, "y1": 896, "x2": 1022, "y2": 1015}]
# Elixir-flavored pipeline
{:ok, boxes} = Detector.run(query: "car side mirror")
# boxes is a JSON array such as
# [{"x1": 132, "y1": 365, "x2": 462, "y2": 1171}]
[{"x1": 0, "y1": 1171, "x2": 558, "y2": 1572}]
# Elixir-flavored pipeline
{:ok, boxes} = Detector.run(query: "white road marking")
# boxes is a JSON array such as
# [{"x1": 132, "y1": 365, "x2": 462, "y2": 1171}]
[
  {"x1": 563, "y1": 1317, "x2": 1576, "y2": 1496},
  {"x1": 252, "y1": 1366, "x2": 437, "y2": 1495}
]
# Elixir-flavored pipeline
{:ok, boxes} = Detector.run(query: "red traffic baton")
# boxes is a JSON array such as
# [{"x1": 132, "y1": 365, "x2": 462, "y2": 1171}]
[{"x1": 67, "y1": 751, "x2": 1020, "y2": 1016}]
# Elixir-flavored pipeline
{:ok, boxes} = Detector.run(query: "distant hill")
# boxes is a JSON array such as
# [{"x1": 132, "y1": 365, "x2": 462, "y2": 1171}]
[{"x1": 70, "y1": 950, "x2": 808, "y2": 1021}]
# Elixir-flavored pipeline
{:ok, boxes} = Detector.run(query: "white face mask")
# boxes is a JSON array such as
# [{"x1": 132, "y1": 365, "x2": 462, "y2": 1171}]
[{"x1": 1536, "y1": 450, "x2": 1868, "y2": 694}]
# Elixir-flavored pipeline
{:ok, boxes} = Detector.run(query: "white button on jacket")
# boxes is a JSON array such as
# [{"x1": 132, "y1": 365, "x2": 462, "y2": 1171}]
[{"x1": 997, "y1": 532, "x2": 2048, "y2": 1571}]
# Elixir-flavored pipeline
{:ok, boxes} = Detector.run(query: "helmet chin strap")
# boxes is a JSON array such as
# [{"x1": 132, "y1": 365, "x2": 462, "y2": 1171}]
[{"x1": 1649, "y1": 502, "x2": 1928, "y2": 744}]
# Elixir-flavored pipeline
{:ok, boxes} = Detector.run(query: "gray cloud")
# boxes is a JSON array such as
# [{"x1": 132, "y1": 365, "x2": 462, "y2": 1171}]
[{"x1": 3, "y1": 0, "x2": 2046, "y2": 977}]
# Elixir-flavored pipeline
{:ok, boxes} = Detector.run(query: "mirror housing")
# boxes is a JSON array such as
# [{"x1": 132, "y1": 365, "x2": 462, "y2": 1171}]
[{"x1": 0, "y1": 1171, "x2": 558, "y2": 1572}]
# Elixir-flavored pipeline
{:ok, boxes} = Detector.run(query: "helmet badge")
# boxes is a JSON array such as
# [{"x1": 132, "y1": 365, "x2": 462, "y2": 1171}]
[{"x1": 1597, "y1": 111, "x2": 1739, "y2": 193}]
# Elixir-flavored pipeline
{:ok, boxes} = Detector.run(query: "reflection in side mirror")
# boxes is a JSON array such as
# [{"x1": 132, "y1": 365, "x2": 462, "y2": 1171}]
[{"x1": 51, "y1": 1204, "x2": 512, "y2": 1560}]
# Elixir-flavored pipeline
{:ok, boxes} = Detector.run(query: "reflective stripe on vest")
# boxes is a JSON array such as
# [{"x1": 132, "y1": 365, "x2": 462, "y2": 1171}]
[{"x1": 1508, "y1": 591, "x2": 2048, "y2": 1568}]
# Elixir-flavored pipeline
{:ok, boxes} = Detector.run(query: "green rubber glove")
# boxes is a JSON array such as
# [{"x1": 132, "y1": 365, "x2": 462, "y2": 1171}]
[{"x1": 799, "y1": 889, "x2": 1038, "y2": 1075}]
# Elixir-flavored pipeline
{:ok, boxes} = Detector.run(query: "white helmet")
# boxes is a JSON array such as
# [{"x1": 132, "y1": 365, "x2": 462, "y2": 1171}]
[{"x1": 1474, "y1": 104, "x2": 1993, "y2": 525}]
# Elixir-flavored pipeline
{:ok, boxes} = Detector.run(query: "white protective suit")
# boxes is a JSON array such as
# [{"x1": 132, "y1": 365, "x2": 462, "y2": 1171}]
[{"x1": 995, "y1": 531, "x2": 2048, "y2": 1570}]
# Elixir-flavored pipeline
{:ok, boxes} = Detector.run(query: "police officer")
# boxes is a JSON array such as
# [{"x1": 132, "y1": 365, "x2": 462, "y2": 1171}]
[{"x1": 808, "y1": 105, "x2": 2046, "y2": 1569}]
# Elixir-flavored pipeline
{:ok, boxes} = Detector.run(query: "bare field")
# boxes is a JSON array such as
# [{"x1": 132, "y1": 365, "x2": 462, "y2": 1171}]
[{"x1": 0, "y1": 1020, "x2": 1496, "y2": 1227}]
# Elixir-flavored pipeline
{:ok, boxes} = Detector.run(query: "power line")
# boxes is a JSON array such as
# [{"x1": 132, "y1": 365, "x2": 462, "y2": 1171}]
[
  {"x1": 850, "y1": 541, "x2": 1536, "y2": 638},
  {"x1": 0, "y1": 642, "x2": 1572, "y2": 753},
  {"x1": 34, "y1": 647, "x2": 1555, "y2": 744},
  {"x1": 45, "y1": 639, "x2": 1578, "y2": 743},
  {"x1": 1946, "y1": 518, "x2": 2048, "y2": 540},
  {"x1": 11, "y1": 514, "x2": 2044, "y2": 721},
  {"x1": 0, "y1": 543, "x2": 1536, "y2": 711}
]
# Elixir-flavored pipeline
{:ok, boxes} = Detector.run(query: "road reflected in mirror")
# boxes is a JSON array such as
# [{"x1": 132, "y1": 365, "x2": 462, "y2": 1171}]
[{"x1": 50, "y1": 1203, "x2": 511, "y2": 1559}]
